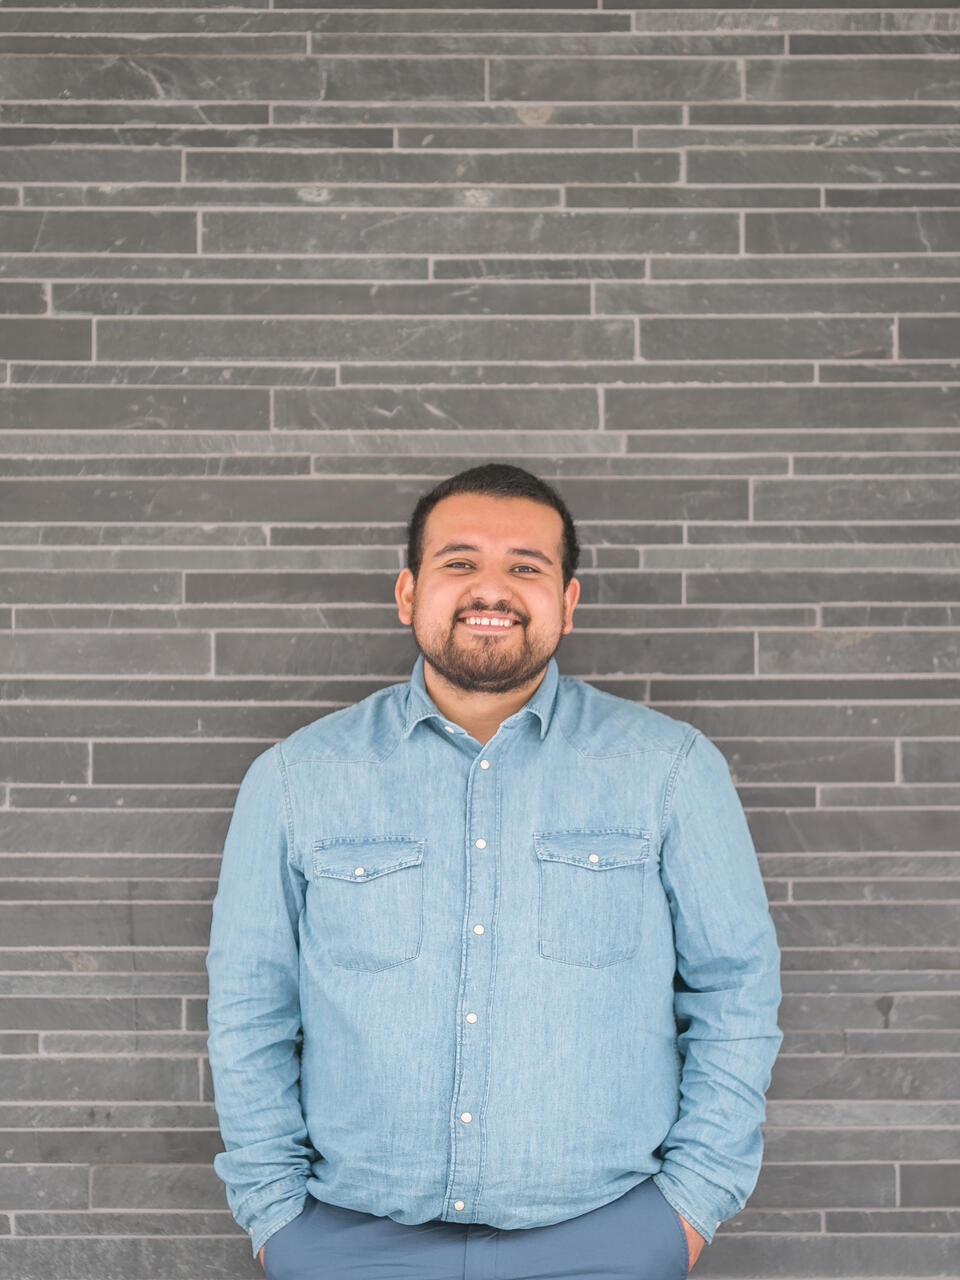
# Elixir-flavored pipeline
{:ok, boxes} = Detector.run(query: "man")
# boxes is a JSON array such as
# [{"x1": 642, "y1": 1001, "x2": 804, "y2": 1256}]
[{"x1": 205, "y1": 462, "x2": 784, "y2": 1280}]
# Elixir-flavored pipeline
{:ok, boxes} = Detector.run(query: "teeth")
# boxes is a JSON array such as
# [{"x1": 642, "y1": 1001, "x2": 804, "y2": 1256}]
[{"x1": 463, "y1": 616, "x2": 514, "y2": 627}]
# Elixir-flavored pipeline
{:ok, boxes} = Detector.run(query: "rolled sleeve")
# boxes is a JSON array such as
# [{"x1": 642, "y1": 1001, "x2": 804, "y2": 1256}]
[
  {"x1": 204, "y1": 742, "x2": 316, "y2": 1258},
  {"x1": 653, "y1": 729, "x2": 785, "y2": 1246}
]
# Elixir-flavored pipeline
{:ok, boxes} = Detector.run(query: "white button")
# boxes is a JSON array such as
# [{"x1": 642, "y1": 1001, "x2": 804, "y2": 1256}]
[
  {"x1": 473, "y1": 924, "x2": 484, "y2": 934},
  {"x1": 480, "y1": 759, "x2": 490, "y2": 769},
  {"x1": 354, "y1": 866, "x2": 365, "y2": 876},
  {"x1": 445, "y1": 724, "x2": 455, "y2": 733},
  {"x1": 249, "y1": 1228, "x2": 254, "y2": 1235},
  {"x1": 588, "y1": 853, "x2": 599, "y2": 863},
  {"x1": 475, "y1": 838, "x2": 486, "y2": 849},
  {"x1": 460, "y1": 1112, "x2": 472, "y2": 1123},
  {"x1": 466, "y1": 1012, "x2": 478, "y2": 1023},
  {"x1": 454, "y1": 1200, "x2": 465, "y2": 1211}
]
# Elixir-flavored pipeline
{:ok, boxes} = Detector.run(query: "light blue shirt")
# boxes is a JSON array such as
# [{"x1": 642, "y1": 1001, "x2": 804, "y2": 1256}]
[{"x1": 205, "y1": 653, "x2": 784, "y2": 1260}]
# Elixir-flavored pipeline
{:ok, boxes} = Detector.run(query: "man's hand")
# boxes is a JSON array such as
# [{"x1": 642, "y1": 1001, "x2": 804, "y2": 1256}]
[
  {"x1": 258, "y1": 1243, "x2": 265, "y2": 1271},
  {"x1": 677, "y1": 1214, "x2": 706, "y2": 1271}
]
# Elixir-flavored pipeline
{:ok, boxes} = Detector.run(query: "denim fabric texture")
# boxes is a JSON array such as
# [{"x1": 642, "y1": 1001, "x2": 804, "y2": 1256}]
[{"x1": 205, "y1": 654, "x2": 784, "y2": 1261}]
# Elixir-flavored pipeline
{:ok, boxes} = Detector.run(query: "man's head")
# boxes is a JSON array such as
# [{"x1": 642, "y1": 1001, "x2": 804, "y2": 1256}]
[{"x1": 394, "y1": 463, "x2": 581, "y2": 696}]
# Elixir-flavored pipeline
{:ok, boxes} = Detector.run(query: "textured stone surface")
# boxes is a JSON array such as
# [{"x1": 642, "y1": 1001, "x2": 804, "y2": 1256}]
[{"x1": 0, "y1": 6, "x2": 958, "y2": 1279}]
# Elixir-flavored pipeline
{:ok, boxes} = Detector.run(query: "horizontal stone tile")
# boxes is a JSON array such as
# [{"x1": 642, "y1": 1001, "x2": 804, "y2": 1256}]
[
  {"x1": 397, "y1": 124, "x2": 635, "y2": 149},
  {"x1": 0, "y1": 998, "x2": 180, "y2": 1031},
  {"x1": 754, "y1": 477, "x2": 960, "y2": 520},
  {"x1": 0, "y1": 34, "x2": 308, "y2": 54},
  {"x1": 0, "y1": 210, "x2": 196, "y2": 253},
  {"x1": 0, "y1": 387, "x2": 269, "y2": 431},
  {"x1": 609, "y1": 386, "x2": 960, "y2": 432},
  {"x1": 0, "y1": 634, "x2": 210, "y2": 677},
  {"x1": 568, "y1": 186, "x2": 819, "y2": 210},
  {"x1": 901, "y1": 316, "x2": 960, "y2": 358},
  {"x1": 92, "y1": 1163, "x2": 223, "y2": 1210},
  {"x1": 0, "y1": 740, "x2": 87, "y2": 783},
  {"x1": 0, "y1": 147, "x2": 181, "y2": 181},
  {"x1": 754, "y1": 805, "x2": 960, "y2": 853},
  {"x1": 275, "y1": 386, "x2": 600, "y2": 430},
  {"x1": 0, "y1": 283, "x2": 44, "y2": 312},
  {"x1": 0, "y1": 1165, "x2": 88, "y2": 1209},
  {"x1": 747, "y1": 54, "x2": 960, "y2": 103},
  {"x1": 10, "y1": 362, "x2": 336, "y2": 387},
  {"x1": 598, "y1": 281, "x2": 960, "y2": 313},
  {"x1": 640, "y1": 316, "x2": 892, "y2": 360},
  {"x1": 792, "y1": 35, "x2": 960, "y2": 55},
  {"x1": 0, "y1": 319, "x2": 90, "y2": 361},
  {"x1": 766, "y1": 1127, "x2": 960, "y2": 1162},
  {"x1": 1, "y1": 1057, "x2": 200, "y2": 1102},
  {"x1": 0, "y1": 572, "x2": 179, "y2": 605},
  {"x1": 0, "y1": 253, "x2": 424, "y2": 280},
  {"x1": 490, "y1": 56, "x2": 740, "y2": 101},
  {"x1": 652, "y1": 252, "x2": 960, "y2": 280},
  {"x1": 753, "y1": 1162, "x2": 894, "y2": 1209},
  {"x1": 746, "y1": 210, "x2": 960, "y2": 254},
  {"x1": 51, "y1": 281, "x2": 592, "y2": 317},
  {"x1": 0, "y1": 903, "x2": 212, "y2": 947},
  {"x1": 92, "y1": 740, "x2": 264, "y2": 785},
  {"x1": 0, "y1": 55, "x2": 485, "y2": 101},
  {"x1": 14, "y1": 1208, "x2": 236, "y2": 1236},
  {"x1": 901, "y1": 1164, "x2": 960, "y2": 1207},
  {"x1": 690, "y1": 148, "x2": 960, "y2": 185},
  {"x1": 689, "y1": 571, "x2": 960, "y2": 605},
  {"x1": 25, "y1": 182, "x2": 563, "y2": 210},
  {"x1": 96, "y1": 317, "x2": 635, "y2": 362},
  {"x1": 203, "y1": 210, "x2": 738, "y2": 255},
  {"x1": 770, "y1": 1052, "x2": 960, "y2": 1100}
]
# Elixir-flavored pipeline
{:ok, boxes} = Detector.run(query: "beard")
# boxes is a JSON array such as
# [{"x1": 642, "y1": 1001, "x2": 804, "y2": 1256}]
[{"x1": 410, "y1": 604, "x2": 563, "y2": 695}]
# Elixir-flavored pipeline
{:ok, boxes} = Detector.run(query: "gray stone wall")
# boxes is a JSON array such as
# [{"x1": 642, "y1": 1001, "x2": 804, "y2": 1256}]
[{"x1": 1, "y1": 3, "x2": 958, "y2": 1277}]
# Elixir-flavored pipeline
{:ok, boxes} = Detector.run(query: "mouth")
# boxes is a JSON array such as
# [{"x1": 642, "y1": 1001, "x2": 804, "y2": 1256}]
[{"x1": 457, "y1": 614, "x2": 522, "y2": 635}]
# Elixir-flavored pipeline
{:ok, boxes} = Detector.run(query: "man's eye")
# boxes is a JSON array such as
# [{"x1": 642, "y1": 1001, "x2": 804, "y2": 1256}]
[{"x1": 445, "y1": 562, "x2": 537, "y2": 573}]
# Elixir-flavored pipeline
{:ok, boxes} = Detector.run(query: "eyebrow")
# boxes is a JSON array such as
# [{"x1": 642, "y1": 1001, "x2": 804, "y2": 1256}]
[{"x1": 431, "y1": 542, "x2": 555, "y2": 567}]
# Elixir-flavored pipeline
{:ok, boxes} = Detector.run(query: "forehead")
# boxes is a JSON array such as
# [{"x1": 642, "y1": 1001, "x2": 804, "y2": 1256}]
[{"x1": 423, "y1": 493, "x2": 563, "y2": 552}]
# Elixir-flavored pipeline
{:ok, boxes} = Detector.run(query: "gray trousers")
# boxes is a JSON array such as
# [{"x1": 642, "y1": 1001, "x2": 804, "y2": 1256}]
[{"x1": 261, "y1": 1175, "x2": 690, "y2": 1280}]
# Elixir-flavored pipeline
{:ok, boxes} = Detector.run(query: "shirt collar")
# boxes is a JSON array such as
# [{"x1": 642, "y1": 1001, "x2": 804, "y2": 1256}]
[{"x1": 401, "y1": 651, "x2": 559, "y2": 742}]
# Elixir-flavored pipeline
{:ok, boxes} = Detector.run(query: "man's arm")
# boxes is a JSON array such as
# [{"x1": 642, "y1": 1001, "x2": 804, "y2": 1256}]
[
  {"x1": 652, "y1": 728, "x2": 785, "y2": 1248},
  {"x1": 205, "y1": 742, "x2": 314, "y2": 1260}
]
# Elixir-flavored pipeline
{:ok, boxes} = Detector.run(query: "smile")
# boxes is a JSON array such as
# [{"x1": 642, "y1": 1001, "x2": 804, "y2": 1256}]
[{"x1": 458, "y1": 616, "x2": 520, "y2": 631}]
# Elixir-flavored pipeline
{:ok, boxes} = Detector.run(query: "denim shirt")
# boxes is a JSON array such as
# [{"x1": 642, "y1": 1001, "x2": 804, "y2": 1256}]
[{"x1": 205, "y1": 653, "x2": 784, "y2": 1260}]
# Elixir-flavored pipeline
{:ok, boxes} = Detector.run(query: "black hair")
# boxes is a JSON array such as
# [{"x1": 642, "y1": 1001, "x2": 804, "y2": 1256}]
[{"x1": 405, "y1": 462, "x2": 580, "y2": 590}]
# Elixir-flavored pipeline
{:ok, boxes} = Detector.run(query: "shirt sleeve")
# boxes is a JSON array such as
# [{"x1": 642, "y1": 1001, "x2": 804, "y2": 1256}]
[
  {"x1": 652, "y1": 728, "x2": 784, "y2": 1247},
  {"x1": 205, "y1": 742, "x2": 315, "y2": 1259}
]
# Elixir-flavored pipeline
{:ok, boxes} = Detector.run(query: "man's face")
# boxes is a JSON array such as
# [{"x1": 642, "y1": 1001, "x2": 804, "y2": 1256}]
[{"x1": 394, "y1": 492, "x2": 580, "y2": 695}]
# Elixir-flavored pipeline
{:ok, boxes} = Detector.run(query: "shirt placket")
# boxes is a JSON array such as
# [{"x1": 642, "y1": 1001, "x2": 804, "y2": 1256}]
[{"x1": 436, "y1": 716, "x2": 513, "y2": 1223}]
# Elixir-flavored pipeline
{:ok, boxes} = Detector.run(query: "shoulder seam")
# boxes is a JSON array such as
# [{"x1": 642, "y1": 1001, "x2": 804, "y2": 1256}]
[
  {"x1": 658, "y1": 725, "x2": 701, "y2": 849},
  {"x1": 274, "y1": 741, "x2": 296, "y2": 863}
]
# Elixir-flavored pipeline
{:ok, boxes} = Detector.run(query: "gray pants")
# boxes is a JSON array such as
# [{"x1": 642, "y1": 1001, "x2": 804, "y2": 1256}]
[{"x1": 261, "y1": 1175, "x2": 690, "y2": 1280}]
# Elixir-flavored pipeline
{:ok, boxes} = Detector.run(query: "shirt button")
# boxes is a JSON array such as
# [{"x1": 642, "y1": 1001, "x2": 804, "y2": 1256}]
[
  {"x1": 473, "y1": 924, "x2": 484, "y2": 934},
  {"x1": 248, "y1": 1228, "x2": 254, "y2": 1235},
  {"x1": 354, "y1": 866, "x2": 365, "y2": 876},
  {"x1": 588, "y1": 854, "x2": 599, "y2": 864},
  {"x1": 454, "y1": 1201, "x2": 465, "y2": 1211},
  {"x1": 445, "y1": 724, "x2": 455, "y2": 733},
  {"x1": 479, "y1": 759, "x2": 490, "y2": 769},
  {"x1": 460, "y1": 1112, "x2": 472, "y2": 1123},
  {"x1": 475, "y1": 838, "x2": 486, "y2": 849},
  {"x1": 466, "y1": 1012, "x2": 478, "y2": 1023}
]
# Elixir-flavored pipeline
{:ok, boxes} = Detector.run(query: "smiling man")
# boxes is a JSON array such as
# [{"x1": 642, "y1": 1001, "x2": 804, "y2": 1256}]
[{"x1": 205, "y1": 462, "x2": 784, "y2": 1280}]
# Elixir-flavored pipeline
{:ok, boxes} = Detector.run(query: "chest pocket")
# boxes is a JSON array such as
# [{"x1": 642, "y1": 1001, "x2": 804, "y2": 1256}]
[
  {"x1": 534, "y1": 828, "x2": 651, "y2": 968},
  {"x1": 311, "y1": 836, "x2": 424, "y2": 972}
]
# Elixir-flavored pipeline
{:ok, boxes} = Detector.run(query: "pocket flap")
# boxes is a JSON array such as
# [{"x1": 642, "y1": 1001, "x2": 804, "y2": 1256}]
[
  {"x1": 534, "y1": 828, "x2": 651, "y2": 871},
  {"x1": 312, "y1": 836, "x2": 424, "y2": 882}
]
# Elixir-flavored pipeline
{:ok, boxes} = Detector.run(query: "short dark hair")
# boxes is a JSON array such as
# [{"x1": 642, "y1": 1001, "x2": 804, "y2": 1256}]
[{"x1": 405, "y1": 463, "x2": 580, "y2": 590}]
